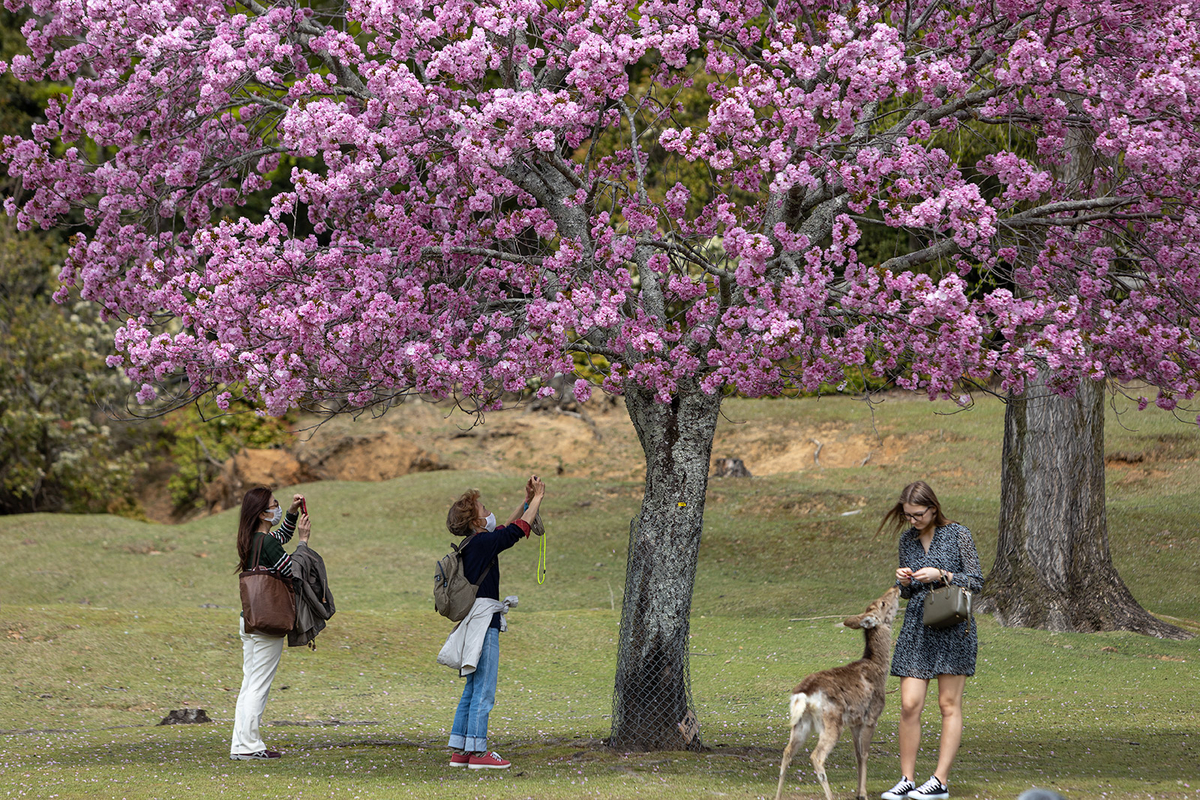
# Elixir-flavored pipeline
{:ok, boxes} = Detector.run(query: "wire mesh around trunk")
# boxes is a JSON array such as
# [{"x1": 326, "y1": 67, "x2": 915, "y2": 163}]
[{"x1": 609, "y1": 520, "x2": 702, "y2": 751}]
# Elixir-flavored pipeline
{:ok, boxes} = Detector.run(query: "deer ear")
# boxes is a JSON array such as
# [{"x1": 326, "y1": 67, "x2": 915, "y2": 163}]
[
  {"x1": 842, "y1": 614, "x2": 863, "y2": 629},
  {"x1": 859, "y1": 615, "x2": 878, "y2": 629}
]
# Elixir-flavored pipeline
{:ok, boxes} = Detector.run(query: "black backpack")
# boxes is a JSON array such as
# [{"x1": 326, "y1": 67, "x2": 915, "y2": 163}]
[{"x1": 433, "y1": 538, "x2": 494, "y2": 622}]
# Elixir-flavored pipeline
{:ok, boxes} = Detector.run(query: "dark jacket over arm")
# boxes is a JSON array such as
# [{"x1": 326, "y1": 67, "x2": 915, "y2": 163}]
[{"x1": 289, "y1": 542, "x2": 335, "y2": 648}]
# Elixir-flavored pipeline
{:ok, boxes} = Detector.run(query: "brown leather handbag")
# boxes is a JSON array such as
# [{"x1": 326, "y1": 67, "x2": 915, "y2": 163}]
[{"x1": 240, "y1": 534, "x2": 296, "y2": 636}]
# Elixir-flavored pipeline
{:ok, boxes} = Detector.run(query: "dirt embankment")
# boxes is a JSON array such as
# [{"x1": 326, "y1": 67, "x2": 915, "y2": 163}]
[{"x1": 143, "y1": 395, "x2": 919, "y2": 523}]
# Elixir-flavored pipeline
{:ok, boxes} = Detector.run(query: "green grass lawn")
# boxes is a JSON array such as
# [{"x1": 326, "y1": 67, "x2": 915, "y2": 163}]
[{"x1": 3, "y1": 395, "x2": 1198, "y2": 799}]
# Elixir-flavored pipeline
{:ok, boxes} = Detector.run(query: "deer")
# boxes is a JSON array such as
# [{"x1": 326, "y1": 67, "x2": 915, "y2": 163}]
[{"x1": 774, "y1": 586, "x2": 901, "y2": 800}]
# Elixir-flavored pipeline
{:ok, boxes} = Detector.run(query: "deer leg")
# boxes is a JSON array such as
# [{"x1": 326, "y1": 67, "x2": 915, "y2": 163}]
[
  {"x1": 851, "y1": 722, "x2": 876, "y2": 800},
  {"x1": 774, "y1": 726, "x2": 802, "y2": 800},
  {"x1": 809, "y1": 713, "x2": 842, "y2": 800}
]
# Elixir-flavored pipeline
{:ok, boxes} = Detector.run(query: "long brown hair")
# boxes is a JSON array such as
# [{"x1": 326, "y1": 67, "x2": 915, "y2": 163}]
[
  {"x1": 236, "y1": 486, "x2": 273, "y2": 572},
  {"x1": 877, "y1": 481, "x2": 950, "y2": 537},
  {"x1": 447, "y1": 489, "x2": 482, "y2": 537}
]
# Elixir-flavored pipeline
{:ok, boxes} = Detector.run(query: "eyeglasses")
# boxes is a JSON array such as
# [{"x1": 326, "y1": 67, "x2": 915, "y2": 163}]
[{"x1": 902, "y1": 507, "x2": 931, "y2": 522}]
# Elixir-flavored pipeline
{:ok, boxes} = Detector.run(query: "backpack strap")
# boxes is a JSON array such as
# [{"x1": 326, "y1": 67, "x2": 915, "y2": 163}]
[
  {"x1": 458, "y1": 535, "x2": 497, "y2": 587},
  {"x1": 474, "y1": 558, "x2": 495, "y2": 588}
]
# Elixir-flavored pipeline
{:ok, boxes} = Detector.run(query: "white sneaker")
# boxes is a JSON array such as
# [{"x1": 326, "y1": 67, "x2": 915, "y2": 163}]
[
  {"x1": 908, "y1": 775, "x2": 950, "y2": 799},
  {"x1": 882, "y1": 777, "x2": 916, "y2": 800},
  {"x1": 230, "y1": 749, "x2": 281, "y2": 761}
]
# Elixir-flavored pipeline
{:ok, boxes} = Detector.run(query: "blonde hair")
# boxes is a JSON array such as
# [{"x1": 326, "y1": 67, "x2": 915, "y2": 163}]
[
  {"x1": 447, "y1": 489, "x2": 482, "y2": 537},
  {"x1": 877, "y1": 481, "x2": 950, "y2": 537}
]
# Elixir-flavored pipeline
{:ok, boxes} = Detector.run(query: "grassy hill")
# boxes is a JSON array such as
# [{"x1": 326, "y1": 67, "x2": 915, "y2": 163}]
[{"x1": 2, "y1": 394, "x2": 1197, "y2": 799}]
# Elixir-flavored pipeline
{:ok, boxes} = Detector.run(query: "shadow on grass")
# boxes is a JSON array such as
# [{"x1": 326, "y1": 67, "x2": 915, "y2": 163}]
[{"x1": 29, "y1": 726, "x2": 1194, "y2": 784}]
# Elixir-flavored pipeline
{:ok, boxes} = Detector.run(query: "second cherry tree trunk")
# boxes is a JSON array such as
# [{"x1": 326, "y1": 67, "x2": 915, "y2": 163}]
[{"x1": 977, "y1": 373, "x2": 1189, "y2": 640}]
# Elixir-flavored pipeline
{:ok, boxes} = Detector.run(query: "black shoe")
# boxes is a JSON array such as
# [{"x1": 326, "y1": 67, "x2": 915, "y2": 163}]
[
  {"x1": 907, "y1": 776, "x2": 949, "y2": 799},
  {"x1": 230, "y1": 750, "x2": 282, "y2": 761},
  {"x1": 882, "y1": 777, "x2": 916, "y2": 800}
]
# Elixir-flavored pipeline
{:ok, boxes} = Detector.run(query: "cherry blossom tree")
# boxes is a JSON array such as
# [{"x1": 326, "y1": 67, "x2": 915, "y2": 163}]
[
  {"x1": 978, "y1": 120, "x2": 1192, "y2": 641},
  {"x1": 5, "y1": 0, "x2": 1200, "y2": 749}
]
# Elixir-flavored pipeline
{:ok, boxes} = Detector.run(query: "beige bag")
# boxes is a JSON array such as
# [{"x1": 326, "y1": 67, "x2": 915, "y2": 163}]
[{"x1": 433, "y1": 538, "x2": 494, "y2": 622}]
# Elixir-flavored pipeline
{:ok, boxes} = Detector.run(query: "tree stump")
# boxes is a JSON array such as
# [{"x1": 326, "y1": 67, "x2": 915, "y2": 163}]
[
  {"x1": 158, "y1": 709, "x2": 212, "y2": 725},
  {"x1": 711, "y1": 457, "x2": 752, "y2": 478}
]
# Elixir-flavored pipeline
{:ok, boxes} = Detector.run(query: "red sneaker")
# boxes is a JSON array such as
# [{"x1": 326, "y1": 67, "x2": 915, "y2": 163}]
[
  {"x1": 468, "y1": 751, "x2": 511, "y2": 770},
  {"x1": 449, "y1": 751, "x2": 470, "y2": 767}
]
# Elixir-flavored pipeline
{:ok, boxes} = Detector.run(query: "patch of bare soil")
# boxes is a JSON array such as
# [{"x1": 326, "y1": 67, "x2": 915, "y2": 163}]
[
  {"x1": 779, "y1": 492, "x2": 868, "y2": 516},
  {"x1": 158, "y1": 709, "x2": 211, "y2": 725},
  {"x1": 140, "y1": 395, "x2": 920, "y2": 522},
  {"x1": 712, "y1": 421, "x2": 925, "y2": 476},
  {"x1": 294, "y1": 397, "x2": 915, "y2": 482},
  {"x1": 1106, "y1": 433, "x2": 1198, "y2": 469},
  {"x1": 201, "y1": 448, "x2": 312, "y2": 514},
  {"x1": 295, "y1": 431, "x2": 445, "y2": 482}
]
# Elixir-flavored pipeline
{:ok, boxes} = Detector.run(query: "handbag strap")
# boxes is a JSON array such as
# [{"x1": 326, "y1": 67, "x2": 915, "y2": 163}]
[
  {"x1": 938, "y1": 569, "x2": 973, "y2": 637},
  {"x1": 249, "y1": 532, "x2": 266, "y2": 571}
]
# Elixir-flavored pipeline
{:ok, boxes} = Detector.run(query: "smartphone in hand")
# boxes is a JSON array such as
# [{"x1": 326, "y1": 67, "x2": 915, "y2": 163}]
[{"x1": 300, "y1": 498, "x2": 308, "y2": 516}]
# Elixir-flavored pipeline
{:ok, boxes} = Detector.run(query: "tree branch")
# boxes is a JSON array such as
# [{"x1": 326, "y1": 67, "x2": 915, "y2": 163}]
[
  {"x1": 877, "y1": 237, "x2": 960, "y2": 272},
  {"x1": 638, "y1": 238, "x2": 733, "y2": 280},
  {"x1": 541, "y1": 152, "x2": 586, "y2": 191},
  {"x1": 1006, "y1": 196, "x2": 1135, "y2": 221},
  {"x1": 618, "y1": 99, "x2": 650, "y2": 206},
  {"x1": 245, "y1": 0, "x2": 371, "y2": 100},
  {"x1": 567, "y1": 340, "x2": 621, "y2": 359},
  {"x1": 420, "y1": 246, "x2": 544, "y2": 265}
]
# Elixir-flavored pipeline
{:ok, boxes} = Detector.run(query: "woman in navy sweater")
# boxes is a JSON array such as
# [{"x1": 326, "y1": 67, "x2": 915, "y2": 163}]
[{"x1": 445, "y1": 475, "x2": 546, "y2": 770}]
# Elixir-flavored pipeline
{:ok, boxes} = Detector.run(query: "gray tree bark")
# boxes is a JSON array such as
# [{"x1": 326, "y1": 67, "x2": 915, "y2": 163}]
[
  {"x1": 609, "y1": 383, "x2": 722, "y2": 750},
  {"x1": 976, "y1": 372, "x2": 1191, "y2": 640}
]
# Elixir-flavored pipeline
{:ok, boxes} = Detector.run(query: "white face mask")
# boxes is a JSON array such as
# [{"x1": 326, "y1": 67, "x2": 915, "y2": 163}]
[
  {"x1": 265, "y1": 506, "x2": 283, "y2": 526},
  {"x1": 483, "y1": 512, "x2": 497, "y2": 532}
]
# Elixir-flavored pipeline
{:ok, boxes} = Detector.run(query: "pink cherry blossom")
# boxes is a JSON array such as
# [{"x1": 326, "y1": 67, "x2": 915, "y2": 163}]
[{"x1": 2, "y1": 0, "x2": 1198, "y2": 417}]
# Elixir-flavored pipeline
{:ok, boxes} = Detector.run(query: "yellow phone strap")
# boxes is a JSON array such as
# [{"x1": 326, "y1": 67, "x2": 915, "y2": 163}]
[{"x1": 537, "y1": 524, "x2": 547, "y2": 585}]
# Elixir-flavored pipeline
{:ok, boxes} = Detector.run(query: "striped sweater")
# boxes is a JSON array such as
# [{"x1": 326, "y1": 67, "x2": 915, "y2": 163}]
[{"x1": 248, "y1": 511, "x2": 298, "y2": 575}]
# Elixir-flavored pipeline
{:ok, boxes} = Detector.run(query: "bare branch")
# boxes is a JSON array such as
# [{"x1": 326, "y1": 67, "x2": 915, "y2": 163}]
[
  {"x1": 638, "y1": 238, "x2": 734, "y2": 281},
  {"x1": 1006, "y1": 196, "x2": 1135, "y2": 221},
  {"x1": 567, "y1": 340, "x2": 622, "y2": 359},
  {"x1": 877, "y1": 237, "x2": 960, "y2": 272},
  {"x1": 617, "y1": 99, "x2": 650, "y2": 206},
  {"x1": 419, "y1": 246, "x2": 544, "y2": 265}
]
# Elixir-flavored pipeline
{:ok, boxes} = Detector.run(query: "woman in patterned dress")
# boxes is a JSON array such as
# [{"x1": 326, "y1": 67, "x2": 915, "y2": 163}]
[{"x1": 879, "y1": 482, "x2": 983, "y2": 800}]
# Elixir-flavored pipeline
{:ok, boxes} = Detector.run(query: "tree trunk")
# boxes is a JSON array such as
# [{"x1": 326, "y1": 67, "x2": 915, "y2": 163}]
[
  {"x1": 609, "y1": 383, "x2": 722, "y2": 750},
  {"x1": 977, "y1": 372, "x2": 1191, "y2": 640}
]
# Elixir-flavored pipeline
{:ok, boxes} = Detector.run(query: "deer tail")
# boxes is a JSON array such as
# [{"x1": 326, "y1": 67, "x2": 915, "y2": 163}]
[{"x1": 788, "y1": 691, "x2": 815, "y2": 744}]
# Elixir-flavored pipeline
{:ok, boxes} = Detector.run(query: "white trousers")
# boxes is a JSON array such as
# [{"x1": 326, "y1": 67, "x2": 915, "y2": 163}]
[{"x1": 230, "y1": 616, "x2": 285, "y2": 755}]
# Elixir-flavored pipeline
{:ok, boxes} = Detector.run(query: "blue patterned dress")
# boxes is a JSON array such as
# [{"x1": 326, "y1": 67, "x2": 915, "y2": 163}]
[{"x1": 890, "y1": 522, "x2": 984, "y2": 679}]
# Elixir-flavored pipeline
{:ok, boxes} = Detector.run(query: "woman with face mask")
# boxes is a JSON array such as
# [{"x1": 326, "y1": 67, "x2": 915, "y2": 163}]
[
  {"x1": 230, "y1": 486, "x2": 311, "y2": 761},
  {"x1": 443, "y1": 476, "x2": 546, "y2": 770}
]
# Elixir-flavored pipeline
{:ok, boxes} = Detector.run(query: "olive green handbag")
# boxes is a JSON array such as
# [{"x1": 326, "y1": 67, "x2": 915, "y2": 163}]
[{"x1": 922, "y1": 570, "x2": 972, "y2": 630}]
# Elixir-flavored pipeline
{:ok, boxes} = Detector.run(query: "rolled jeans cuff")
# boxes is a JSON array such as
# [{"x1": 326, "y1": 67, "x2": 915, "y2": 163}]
[{"x1": 448, "y1": 734, "x2": 488, "y2": 752}]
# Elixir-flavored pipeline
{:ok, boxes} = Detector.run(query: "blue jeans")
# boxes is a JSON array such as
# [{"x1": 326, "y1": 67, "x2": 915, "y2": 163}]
[{"x1": 448, "y1": 627, "x2": 499, "y2": 753}]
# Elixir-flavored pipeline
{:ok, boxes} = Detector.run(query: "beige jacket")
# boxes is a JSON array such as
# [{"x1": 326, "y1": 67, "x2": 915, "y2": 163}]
[{"x1": 437, "y1": 595, "x2": 517, "y2": 676}]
